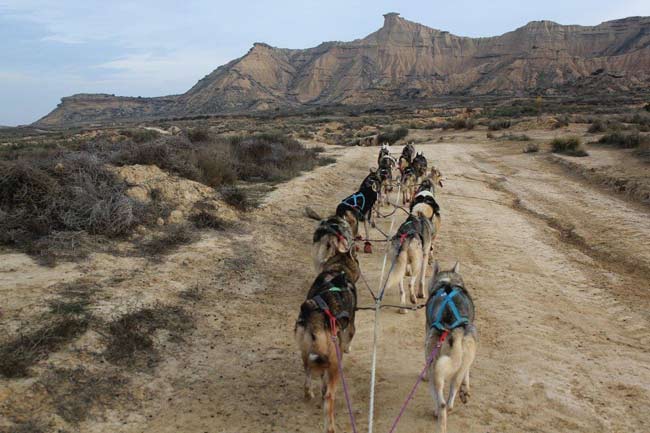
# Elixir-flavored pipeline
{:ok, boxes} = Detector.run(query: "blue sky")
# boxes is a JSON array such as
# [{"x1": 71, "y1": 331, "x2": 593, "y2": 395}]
[{"x1": 1, "y1": 0, "x2": 649, "y2": 126}]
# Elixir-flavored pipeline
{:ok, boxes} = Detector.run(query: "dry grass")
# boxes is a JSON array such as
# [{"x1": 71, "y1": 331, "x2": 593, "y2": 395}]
[
  {"x1": 103, "y1": 304, "x2": 193, "y2": 368},
  {"x1": 0, "y1": 317, "x2": 89, "y2": 378},
  {"x1": 40, "y1": 367, "x2": 129, "y2": 423},
  {"x1": 139, "y1": 224, "x2": 199, "y2": 256}
]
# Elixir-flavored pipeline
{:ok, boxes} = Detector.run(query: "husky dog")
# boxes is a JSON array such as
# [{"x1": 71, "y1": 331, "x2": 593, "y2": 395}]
[
  {"x1": 377, "y1": 154, "x2": 396, "y2": 207},
  {"x1": 377, "y1": 143, "x2": 390, "y2": 165},
  {"x1": 412, "y1": 152, "x2": 428, "y2": 182},
  {"x1": 411, "y1": 179, "x2": 442, "y2": 265},
  {"x1": 411, "y1": 179, "x2": 441, "y2": 225},
  {"x1": 295, "y1": 251, "x2": 359, "y2": 433},
  {"x1": 383, "y1": 215, "x2": 433, "y2": 313},
  {"x1": 401, "y1": 166, "x2": 417, "y2": 205},
  {"x1": 401, "y1": 143, "x2": 415, "y2": 163},
  {"x1": 425, "y1": 262, "x2": 477, "y2": 433},
  {"x1": 336, "y1": 169, "x2": 381, "y2": 244},
  {"x1": 429, "y1": 166, "x2": 444, "y2": 189},
  {"x1": 312, "y1": 216, "x2": 354, "y2": 272}
]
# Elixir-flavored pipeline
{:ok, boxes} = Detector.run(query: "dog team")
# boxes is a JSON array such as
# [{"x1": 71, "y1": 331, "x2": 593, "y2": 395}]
[{"x1": 296, "y1": 143, "x2": 477, "y2": 433}]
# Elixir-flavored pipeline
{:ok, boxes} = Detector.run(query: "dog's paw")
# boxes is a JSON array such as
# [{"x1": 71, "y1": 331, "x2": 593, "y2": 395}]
[
  {"x1": 409, "y1": 294, "x2": 417, "y2": 304},
  {"x1": 459, "y1": 387, "x2": 470, "y2": 404},
  {"x1": 304, "y1": 390, "x2": 315, "y2": 400},
  {"x1": 398, "y1": 308, "x2": 408, "y2": 315}
]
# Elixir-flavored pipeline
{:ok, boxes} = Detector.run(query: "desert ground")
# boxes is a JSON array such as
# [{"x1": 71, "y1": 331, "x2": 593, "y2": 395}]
[{"x1": 2, "y1": 120, "x2": 649, "y2": 433}]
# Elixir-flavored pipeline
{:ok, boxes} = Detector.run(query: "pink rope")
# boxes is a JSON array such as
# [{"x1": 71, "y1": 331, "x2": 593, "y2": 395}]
[
  {"x1": 331, "y1": 331, "x2": 358, "y2": 433},
  {"x1": 386, "y1": 330, "x2": 449, "y2": 433}
]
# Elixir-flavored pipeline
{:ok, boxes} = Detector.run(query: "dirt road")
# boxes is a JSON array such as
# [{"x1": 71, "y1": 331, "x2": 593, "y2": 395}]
[{"x1": 70, "y1": 141, "x2": 649, "y2": 433}]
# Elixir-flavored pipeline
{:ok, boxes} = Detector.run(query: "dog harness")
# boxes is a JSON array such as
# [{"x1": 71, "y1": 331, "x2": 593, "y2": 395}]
[
  {"x1": 411, "y1": 190, "x2": 440, "y2": 215},
  {"x1": 311, "y1": 281, "x2": 352, "y2": 329},
  {"x1": 341, "y1": 192, "x2": 366, "y2": 212},
  {"x1": 427, "y1": 287, "x2": 470, "y2": 331}
]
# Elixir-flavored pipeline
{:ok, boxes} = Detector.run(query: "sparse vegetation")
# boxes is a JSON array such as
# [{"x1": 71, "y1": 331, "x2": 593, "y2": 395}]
[
  {"x1": 0, "y1": 317, "x2": 89, "y2": 378},
  {"x1": 488, "y1": 119, "x2": 511, "y2": 131},
  {"x1": 120, "y1": 128, "x2": 160, "y2": 144},
  {"x1": 598, "y1": 130, "x2": 646, "y2": 148},
  {"x1": 377, "y1": 126, "x2": 409, "y2": 144},
  {"x1": 587, "y1": 120, "x2": 606, "y2": 133},
  {"x1": 103, "y1": 304, "x2": 193, "y2": 368},
  {"x1": 500, "y1": 133, "x2": 531, "y2": 141},
  {"x1": 550, "y1": 136, "x2": 588, "y2": 157},
  {"x1": 220, "y1": 185, "x2": 259, "y2": 211},
  {"x1": 0, "y1": 154, "x2": 144, "y2": 263},
  {"x1": 140, "y1": 224, "x2": 198, "y2": 256},
  {"x1": 41, "y1": 367, "x2": 128, "y2": 423},
  {"x1": 523, "y1": 143, "x2": 540, "y2": 153},
  {"x1": 190, "y1": 211, "x2": 230, "y2": 230}
]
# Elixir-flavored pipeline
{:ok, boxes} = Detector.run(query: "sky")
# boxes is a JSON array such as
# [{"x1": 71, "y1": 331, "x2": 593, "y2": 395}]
[{"x1": 1, "y1": 0, "x2": 649, "y2": 126}]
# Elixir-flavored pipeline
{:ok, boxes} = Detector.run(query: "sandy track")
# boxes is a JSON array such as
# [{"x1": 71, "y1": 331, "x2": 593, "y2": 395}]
[{"x1": 93, "y1": 142, "x2": 649, "y2": 433}]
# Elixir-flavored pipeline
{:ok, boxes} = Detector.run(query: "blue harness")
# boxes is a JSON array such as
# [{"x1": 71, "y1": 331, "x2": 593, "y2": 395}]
[
  {"x1": 341, "y1": 192, "x2": 366, "y2": 211},
  {"x1": 428, "y1": 287, "x2": 469, "y2": 331}
]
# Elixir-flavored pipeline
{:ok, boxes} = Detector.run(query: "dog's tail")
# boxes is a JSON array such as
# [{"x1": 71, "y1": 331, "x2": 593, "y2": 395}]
[
  {"x1": 304, "y1": 206, "x2": 322, "y2": 221},
  {"x1": 433, "y1": 327, "x2": 465, "y2": 388},
  {"x1": 383, "y1": 241, "x2": 409, "y2": 292},
  {"x1": 297, "y1": 303, "x2": 331, "y2": 368}
]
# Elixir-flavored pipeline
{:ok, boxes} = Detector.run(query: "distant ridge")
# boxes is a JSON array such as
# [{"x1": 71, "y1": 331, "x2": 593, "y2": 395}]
[{"x1": 36, "y1": 13, "x2": 650, "y2": 126}]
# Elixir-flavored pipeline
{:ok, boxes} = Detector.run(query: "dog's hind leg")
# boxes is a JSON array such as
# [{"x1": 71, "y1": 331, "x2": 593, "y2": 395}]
[
  {"x1": 323, "y1": 365, "x2": 339, "y2": 433},
  {"x1": 459, "y1": 337, "x2": 476, "y2": 404},
  {"x1": 418, "y1": 246, "x2": 429, "y2": 299},
  {"x1": 407, "y1": 243, "x2": 422, "y2": 304},
  {"x1": 302, "y1": 351, "x2": 314, "y2": 400}
]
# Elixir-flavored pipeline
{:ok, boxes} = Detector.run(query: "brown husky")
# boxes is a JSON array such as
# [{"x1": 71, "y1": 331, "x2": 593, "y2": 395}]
[
  {"x1": 383, "y1": 215, "x2": 433, "y2": 313},
  {"x1": 295, "y1": 250, "x2": 359, "y2": 433},
  {"x1": 425, "y1": 262, "x2": 477, "y2": 433}
]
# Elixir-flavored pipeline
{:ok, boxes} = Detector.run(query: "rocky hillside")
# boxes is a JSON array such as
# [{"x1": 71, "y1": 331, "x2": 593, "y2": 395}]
[{"x1": 37, "y1": 13, "x2": 650, "y2": 126}]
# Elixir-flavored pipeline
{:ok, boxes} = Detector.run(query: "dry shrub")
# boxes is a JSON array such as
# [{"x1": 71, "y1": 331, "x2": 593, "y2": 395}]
[
  {"x1": 190, "y1": 211, "x2": 230, "y2": 230},
  {"x1": 186, "y1": 126, "x2": 211, "y2": 143},
  {"x1": 598, "y1": 130, "x2": 646, "y2": 148},
  {"x1": 219, "y1": 185, "x2": 259, "y2": 211},
  {"x1": 120, "y1": 128, "x2": 160, "y2": 144},
  {"x1": 551, "y1": 137, "x2": 588, "y2": 157},
  {"x1": 523, "y1": 143, "x2": 540, "y2": 153},
  {"x1": 103, "y1": 304, "x2": 193, "y2": 368},
  {"x1": 587, "y1": 120, "x2": 606, "y2": 133},
  {"x1": 140, "y1": 224, "x2": 198, "y2": 256},
  {"x1": 488, "y1": 119, "x2": 511, "y2": 131},
  {"x1": 41, "y1": 367, "x2": 129, "y2": 423},
  {"x1": 377, "y1": 127, "x2": 409, "y2": 144},
  {"x1": 0, "y1": 317, "x2": 89, "y2": 378},
  {"x1": 501, "y1": 133, "x2": 531, "y2": 141},
  {"x1": 0, "y1": 154, "x2": 144, "y2": 261}
]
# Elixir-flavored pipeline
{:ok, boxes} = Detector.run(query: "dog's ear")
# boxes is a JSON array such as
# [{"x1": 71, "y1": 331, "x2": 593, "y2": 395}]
[
  {"x1": 432, "y1": 260, "x2": 440, "y2": 277},
  {"x1": 452, "y1": 262, "x2": 460, "y2": 274},
  {"x1": 369, "y1": 167, "x2": 377, "y2": 173}
]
